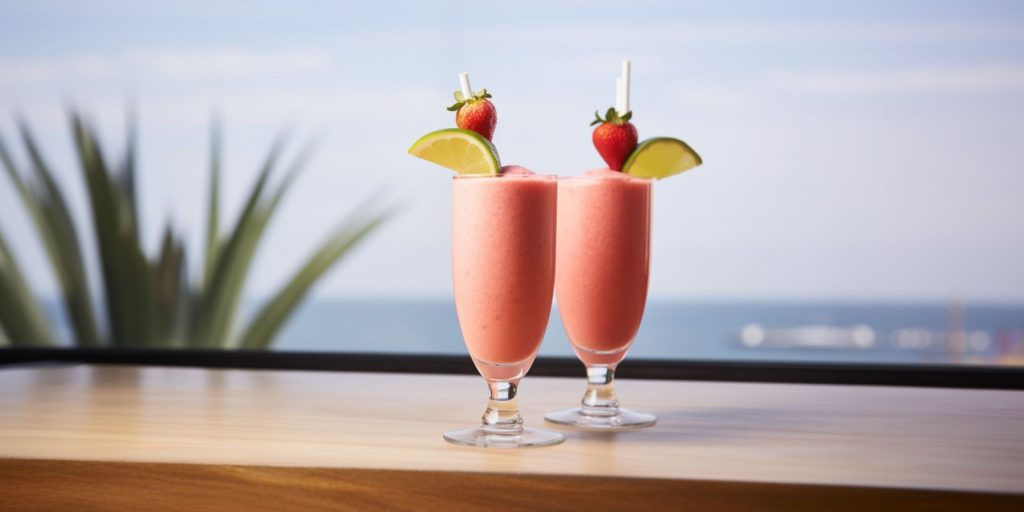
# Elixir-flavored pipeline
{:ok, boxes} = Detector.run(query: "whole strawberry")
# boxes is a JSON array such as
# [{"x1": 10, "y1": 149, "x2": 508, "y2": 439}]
[
  {"x1": 448, "y1": 89, "x2": 497, "y2": 141},
  {"x1": 591, "y1": 108, "x2": 638, "y2": 171}
]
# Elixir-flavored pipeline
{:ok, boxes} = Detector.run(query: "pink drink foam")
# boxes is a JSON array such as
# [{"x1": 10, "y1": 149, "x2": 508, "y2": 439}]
[
  {"x1": 556, "y1": 168, "x2": 651, "y2": 366},
  {"x1": 452, "y1": 166, "x2": 557, "y2": 379}
]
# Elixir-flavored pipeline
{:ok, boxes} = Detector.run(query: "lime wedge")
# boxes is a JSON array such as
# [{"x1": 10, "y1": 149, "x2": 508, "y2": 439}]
[
  {"x1": 407, "y1": 128, "x2": 500, "y2": 175},
  {"x1": 622, "y1": 137, "x2": 702, "y2": 180}
]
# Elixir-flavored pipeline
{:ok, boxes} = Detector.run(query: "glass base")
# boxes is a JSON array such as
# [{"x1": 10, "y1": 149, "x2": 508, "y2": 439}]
[
  {"x1": 443, "y1": 427, "x2": 564, "y2": 448},
  {"x1": 544, "y1": 407, "x2": 657, "y2": 430}
]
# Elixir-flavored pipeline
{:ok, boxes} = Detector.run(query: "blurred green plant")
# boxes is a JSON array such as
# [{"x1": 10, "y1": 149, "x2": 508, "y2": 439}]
[{"x1": 0, "y1": 110, "x2": 392, "y2": 349}]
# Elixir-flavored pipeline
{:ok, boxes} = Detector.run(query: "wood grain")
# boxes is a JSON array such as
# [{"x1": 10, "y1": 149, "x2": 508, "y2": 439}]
[
  {"x1": 1, "y1": 459, "x2": 1021, "y2": 512},
  {"x1": 1, "y1": 364, "x2": 1023, "y2": 500}
]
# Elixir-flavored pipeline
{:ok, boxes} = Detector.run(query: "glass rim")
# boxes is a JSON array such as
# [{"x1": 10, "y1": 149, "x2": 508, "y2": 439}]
[
  {"x1": 451, "y1": 173, "x2": 557, "y2": 180},
  {"x1": 557, "y1": 172, "x2": 652, "y2": 182}
]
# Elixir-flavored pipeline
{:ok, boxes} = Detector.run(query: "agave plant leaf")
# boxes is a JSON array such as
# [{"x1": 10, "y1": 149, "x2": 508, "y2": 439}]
[
  {"x1": 240, "y1": 207, "x2": 394, "y2": 350},
  {"x1": 122, "y1": 228, "x2": 156, "y2": 346},
  {"x1": 10, "y1": 123, "x2": 105, "y2": 347},
  {"x1": 191, "y1": 134, "x2": 288, "y2": 348},
  {"x1": 152, "y1": 226, "x2": 189, "y2": 347},
  {"x1": 201, "y1": 116, "x2": 222, "y2": 292},
  {"x1": 0, "y1": 231, "x2": 57, "y2": 347},
  {"x1": 0, "y1": 136, "x2": 56, "y2": 276},
  {"x1": 71, "y1": 112, "x2": 154, "y2": 346},
  {"x1": 2, "y1": 129, "x2": 101, "y2": 347},
  {"x1": 0, "y1": 136, "x2": 39, "y2": 220},
  {"x1": 5, "y1": 110, "x2": 389, "y2": 351},
  {"x1": 119, "y1": 115, "x2": 164, "y2": 346},
  {"x1": 118, "y1": 107, "x2": 140, "y2": 241}
]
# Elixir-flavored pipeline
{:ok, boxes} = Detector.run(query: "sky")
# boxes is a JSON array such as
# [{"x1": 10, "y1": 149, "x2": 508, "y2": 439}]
[{"x1": 1, "y1": 0, "x2": 1023, "y2": 303}]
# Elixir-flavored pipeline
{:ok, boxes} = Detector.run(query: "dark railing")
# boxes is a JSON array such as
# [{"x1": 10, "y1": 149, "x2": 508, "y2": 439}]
[{"x1": 2, "y1": 348, "x2": 1022, "y2": 390}]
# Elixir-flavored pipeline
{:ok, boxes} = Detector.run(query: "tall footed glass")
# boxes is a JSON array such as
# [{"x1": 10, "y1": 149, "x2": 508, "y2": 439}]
[
  {"x1": 545, "y1": 170, "x2": 656, "y2": 429},
  {"x1": 445, "y1": 169, "x2": 564, "y2": 448}
]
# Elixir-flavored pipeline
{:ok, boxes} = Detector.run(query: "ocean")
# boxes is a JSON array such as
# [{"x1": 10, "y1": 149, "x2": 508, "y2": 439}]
[{"x1": 273, "y1": 299, "x2": 1024, "y2": 366}]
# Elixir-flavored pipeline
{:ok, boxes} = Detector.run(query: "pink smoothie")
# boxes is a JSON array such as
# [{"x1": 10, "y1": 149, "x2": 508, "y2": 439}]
[
  {"x1": 556, "y1": 168, "x2": 651, "y2": 366},
  {"x1": 452, "y1": 166, "x2": 557, "y2": 371}
]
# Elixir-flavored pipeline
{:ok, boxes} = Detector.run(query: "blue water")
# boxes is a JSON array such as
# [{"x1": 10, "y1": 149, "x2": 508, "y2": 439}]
[{"x1": 274, "y1": 299, "x2": 1024, "y2": 365}]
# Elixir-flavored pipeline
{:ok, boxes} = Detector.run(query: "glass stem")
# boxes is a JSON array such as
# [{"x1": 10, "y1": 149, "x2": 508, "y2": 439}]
[
  {"x1": 581, "y1": 365, "x2": 621, "y2": 416},
  {"x1": 482, "y1": 380, "x2": 524, "y2": 435}
]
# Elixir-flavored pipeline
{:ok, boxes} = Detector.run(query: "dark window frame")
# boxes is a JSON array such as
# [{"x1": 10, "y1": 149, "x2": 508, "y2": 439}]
[{"x1": 1, "y1": 348, "x2": 1022, "y2": 390}]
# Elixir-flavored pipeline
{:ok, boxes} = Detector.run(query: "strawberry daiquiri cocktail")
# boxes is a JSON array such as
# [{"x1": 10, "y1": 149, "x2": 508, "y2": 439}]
[
  {"x1": 557, "y1": 169, "x2": 651, "y2": 366},
  {"x1": 453, "y1": 167, "x2": 555, "y2": 379},
  {"x1": 409, "y1": 73, "x2": 564, "y2": 448},
  {"x1": 545, "y1": 61, "x2": 703, "y2": 429}
]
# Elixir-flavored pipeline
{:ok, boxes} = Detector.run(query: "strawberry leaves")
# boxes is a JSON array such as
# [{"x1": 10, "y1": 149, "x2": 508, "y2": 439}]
[
  {"x1": 447, "y1": 89, "x2": 493, "y2": 112},
  {"x1": 590, "y1": 107, "x2": 633, "y2": 126}
]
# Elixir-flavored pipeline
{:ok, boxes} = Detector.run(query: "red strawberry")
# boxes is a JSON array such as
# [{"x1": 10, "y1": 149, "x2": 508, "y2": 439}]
[
  {"x1": 448, "y1": 89, "x2": 497, "y2": 141},
  {"x1": 591, "y1": 108, "x2": 638, "y2": 171}
]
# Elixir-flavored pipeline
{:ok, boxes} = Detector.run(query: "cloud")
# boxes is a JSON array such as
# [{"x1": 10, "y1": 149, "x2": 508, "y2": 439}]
[
  {"x1": 0, "y1": 55, "x2": 113, "y2": 86},
  {"x1": 0, "y1": 48, "x2": 336, "y2": 88},
  {"x1": 138, "y1": 49, "x2": 334, "y2": 79},
  {"x1": 772, "y1": 65, "x2": 1024, "y2": 96},
  {"x1": 672, "y1": 83, "x2": 754, "y2": 111},
  {"x1": 332, "y1": 19, "x2": 1024, "y2": 50}
]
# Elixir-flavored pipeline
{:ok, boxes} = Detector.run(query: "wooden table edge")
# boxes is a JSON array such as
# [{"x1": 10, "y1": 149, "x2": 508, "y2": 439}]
[{"x1": 2, "y1": 458, "x2": 1021, "y2": 511}]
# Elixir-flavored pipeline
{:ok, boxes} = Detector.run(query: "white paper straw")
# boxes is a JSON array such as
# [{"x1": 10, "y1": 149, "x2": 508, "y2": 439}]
[
  {"x1": 458, "y1": 72, "x2": 473, "y2": 100},
  {"x1": 616, "y1": 77, "x2": 624, "y2": 115}
]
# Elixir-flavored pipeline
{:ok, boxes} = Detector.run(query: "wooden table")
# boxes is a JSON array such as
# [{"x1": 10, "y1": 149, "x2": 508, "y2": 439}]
[{"x1": 1, "y1": 364, "x2": 1022, "y2": 510}]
